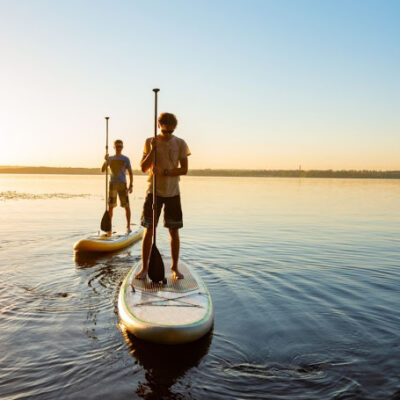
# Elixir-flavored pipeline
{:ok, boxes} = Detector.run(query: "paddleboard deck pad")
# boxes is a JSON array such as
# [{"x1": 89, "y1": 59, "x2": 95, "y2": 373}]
[
  {"x1": 118, "y1": 259, "x2": 213, "y2": 344},
  {"x1": 74, "y1": 225, "x2": 144, "y2": 252}
]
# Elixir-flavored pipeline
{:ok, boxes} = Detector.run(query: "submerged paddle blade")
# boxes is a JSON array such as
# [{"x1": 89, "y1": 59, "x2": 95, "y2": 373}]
[
  {"x1": 100, "y1": 210, "x2": 111, "y2": 232},
  {"x1": 148, "y1": 243, "x2": 165, "y2": 283}
]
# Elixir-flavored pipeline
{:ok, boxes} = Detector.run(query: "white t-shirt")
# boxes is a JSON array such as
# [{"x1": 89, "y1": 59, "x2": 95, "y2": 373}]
[{"x1": 143, "y1": 135, "x2": 191, "y2": 197}]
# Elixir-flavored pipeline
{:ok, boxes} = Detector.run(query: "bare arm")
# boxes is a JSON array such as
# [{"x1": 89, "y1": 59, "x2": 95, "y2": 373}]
[
  {"x1": 140, "y1": 138, "x2": 156, "y2": 172},
  {"x1": 128, "y1": 168, "x2": 133, "y2": 187},
  {"x1": 156, "y1": 157, "x2": 189, "y2": 176},
  {"x1": 101, "y1": 154, "x2": 109, "y2": 172},
  {"x1": 140, "y1": 150, "x2": 154, "y2": 173},
  {"x1": 166, "y1": 157, "x2": 188, "y2": 176}
]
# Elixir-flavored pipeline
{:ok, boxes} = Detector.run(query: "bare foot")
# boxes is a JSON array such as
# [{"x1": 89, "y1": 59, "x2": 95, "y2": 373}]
[
  {"x1": 134, "y1": 269, "x2": 148, "y2": 280},
  {"x1": 171, "y1": 267, "x2": 184, "y2": 280}
]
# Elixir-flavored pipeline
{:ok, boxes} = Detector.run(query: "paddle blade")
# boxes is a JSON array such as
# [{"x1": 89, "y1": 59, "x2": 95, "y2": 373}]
[
  {"x1": 100, "y1": 210, "x2": 111, "y2": 232},
  {"x1": 148, "y1": 243, "x2": 165, "y2": 283}
]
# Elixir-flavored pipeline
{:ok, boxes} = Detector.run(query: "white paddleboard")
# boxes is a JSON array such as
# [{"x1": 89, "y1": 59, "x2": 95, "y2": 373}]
[
  {"x1": 118, "y1": 259, "x2": 213, "y2": 344},
  {"x1": 74, "y1": 225, "x2": 144, "y2": 252}
]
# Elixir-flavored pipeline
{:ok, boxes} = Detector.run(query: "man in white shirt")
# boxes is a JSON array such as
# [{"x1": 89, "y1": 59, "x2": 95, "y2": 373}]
[{"x1": 135, "y1": 113, "x2": 191, "y2": 280}]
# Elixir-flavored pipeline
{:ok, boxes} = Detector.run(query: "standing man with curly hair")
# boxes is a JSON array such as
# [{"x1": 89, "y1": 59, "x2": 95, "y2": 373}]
[{"x1": 135, "y1": 112, "x2": 191, "y2": 280}]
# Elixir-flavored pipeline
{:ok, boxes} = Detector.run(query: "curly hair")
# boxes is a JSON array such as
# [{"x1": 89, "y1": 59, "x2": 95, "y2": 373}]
[{"x1": 158, "y1": 112, "x2": 178, "y2": 129}]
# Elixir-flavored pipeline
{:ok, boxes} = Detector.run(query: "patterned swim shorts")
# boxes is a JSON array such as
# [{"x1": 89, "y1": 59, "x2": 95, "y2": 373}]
[{"x1": 108, "y1": 183, "x2": 129, "y2": 208}]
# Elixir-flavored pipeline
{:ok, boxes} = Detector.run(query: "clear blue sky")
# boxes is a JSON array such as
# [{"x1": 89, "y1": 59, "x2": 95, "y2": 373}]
[{"x1": 1, "y1": 0, "x2": 399, "y2": 169}]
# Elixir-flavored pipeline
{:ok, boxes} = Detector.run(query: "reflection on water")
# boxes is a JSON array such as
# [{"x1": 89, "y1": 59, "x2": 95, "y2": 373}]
[
  {"x1": 74, "y1": 247, "x2": 131, "y2": 268},
  {"x1": 0, "y1": 175, "x2": 399, "y2": 399},
  {"x1": 123, "y1": 328, "x2": 212, "y2": 399}
]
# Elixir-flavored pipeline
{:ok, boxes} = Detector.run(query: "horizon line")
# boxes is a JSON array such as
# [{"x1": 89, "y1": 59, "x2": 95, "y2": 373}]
[
  {"x1": 1, "y1": 165, "x2": 399, "y2": 172},
  {"x1": 0, "y1": 166, "x2": 399, "y2": 180}
]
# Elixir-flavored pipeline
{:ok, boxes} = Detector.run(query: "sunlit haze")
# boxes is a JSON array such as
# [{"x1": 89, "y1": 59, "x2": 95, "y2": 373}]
[{"x1": 1, "y1": 0, "x2": 399, "y2": 169}]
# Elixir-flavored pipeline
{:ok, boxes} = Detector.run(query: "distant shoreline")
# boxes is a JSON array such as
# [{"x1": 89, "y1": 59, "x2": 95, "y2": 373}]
[{"x1": 0, "y1": 166, "x2": 399, "y2": 179}]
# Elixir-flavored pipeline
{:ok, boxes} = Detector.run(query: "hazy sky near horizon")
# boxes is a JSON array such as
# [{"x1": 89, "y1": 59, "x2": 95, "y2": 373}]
[{"x1": 1, "y1": 0, "x2": 399, "y2": 169}]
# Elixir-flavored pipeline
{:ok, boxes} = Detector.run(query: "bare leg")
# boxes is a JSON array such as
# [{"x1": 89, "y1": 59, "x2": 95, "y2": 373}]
[
  {"x1": 135, "y1": 227, "x2": 153, "y2": 279},
  {"x1": 125, "y1": 206, "x2": 131, "y2": 232},
  {"x1": 169, "y1": 228, "x2": 184, "y2": 279},
  {"x1": 107, "y1": 206, "x2": 114, "y2": 236}
]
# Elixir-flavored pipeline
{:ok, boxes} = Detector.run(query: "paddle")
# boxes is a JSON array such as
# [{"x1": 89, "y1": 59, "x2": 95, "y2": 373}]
[
  {"x1": 148, "y1": 88, "x2": 166, "y2": 284},
  {"x1": 100, "y1": 117, "x2": 112, "y2": 233}
]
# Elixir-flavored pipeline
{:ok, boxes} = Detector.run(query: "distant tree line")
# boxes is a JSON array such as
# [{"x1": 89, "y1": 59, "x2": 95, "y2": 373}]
[
  {"x1": 187, "y1": 169, "x2": 400, "y2": 179},
  {"x1": 0, "y1": 167, "x2": 103, "y2": 175},
  {"x1": 0, "y1": 166, "x2": 399, "y2": 179}
]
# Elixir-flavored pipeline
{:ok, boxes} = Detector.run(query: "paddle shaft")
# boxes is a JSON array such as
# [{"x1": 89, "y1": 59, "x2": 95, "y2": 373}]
[
  {"x1": 105, "y1": 117, "x2": 109, "y2": 211},
  {"x1": 152, "y1": 89, "x2": 159, "y2": 245}
]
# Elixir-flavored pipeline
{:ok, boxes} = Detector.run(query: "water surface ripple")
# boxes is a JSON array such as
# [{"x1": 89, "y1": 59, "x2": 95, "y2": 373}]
[{"x1": 0, "y1": 175, "x2": 399, "y2": 399}]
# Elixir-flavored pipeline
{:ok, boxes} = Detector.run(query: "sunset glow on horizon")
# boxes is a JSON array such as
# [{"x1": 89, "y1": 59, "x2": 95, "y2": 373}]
[{"x1": 1, "y1": 0, "x2": 399, "y2": 170}]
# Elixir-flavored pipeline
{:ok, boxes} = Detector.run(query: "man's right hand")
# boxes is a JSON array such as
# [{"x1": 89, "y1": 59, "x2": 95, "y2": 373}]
[{"x1": 104, "y1": 154, "x2": 109, "y2": 161}]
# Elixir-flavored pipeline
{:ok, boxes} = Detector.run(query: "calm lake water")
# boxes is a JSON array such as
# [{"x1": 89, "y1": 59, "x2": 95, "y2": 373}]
[{"x1": 0, "y1": 174, "x2": 399, "y2": 400}]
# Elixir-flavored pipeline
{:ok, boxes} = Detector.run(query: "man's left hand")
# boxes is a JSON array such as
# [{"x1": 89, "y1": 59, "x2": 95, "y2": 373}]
[{"x1": 152, "y1": 166, "x2": 163, "y2": 176}]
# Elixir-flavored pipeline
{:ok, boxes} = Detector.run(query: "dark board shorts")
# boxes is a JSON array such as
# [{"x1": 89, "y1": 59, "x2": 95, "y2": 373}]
[{"x1": 141, "y1": 194, "x2": 183, "y2": 229}]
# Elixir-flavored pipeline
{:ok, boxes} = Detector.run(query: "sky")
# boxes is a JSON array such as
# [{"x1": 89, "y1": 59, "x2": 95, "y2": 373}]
[{"x1": 0, "y1": 0, "x2": 399, "y2": 170}]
